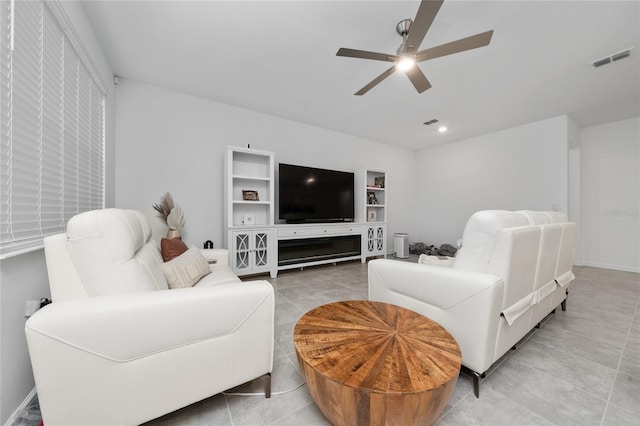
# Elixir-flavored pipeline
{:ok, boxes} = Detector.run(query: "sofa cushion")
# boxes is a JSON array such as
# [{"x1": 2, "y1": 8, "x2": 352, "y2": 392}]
[
  {"x1": 161, "y1": 247, "x2": 211, "y2": 289},
  {"x1": 66, "y1": 209, "x2": 168, "y2": 296},
  {"x1": 418, "y1": 254, "x2": 455, "y2": 267},
  {"x1": 161, "y1": 237, "x2": 189, "y2": 262},
  {"x1": 454, "y1": 210, "x2": 529, "y2": 273},
  {"x1": 516, "y1": 210, "x2": 568, "y2": 225},
  {"x1": 516, "y1": 210, "x2": 552, "y2": 225},
  {"x1": 195, "y1": 264, "x2": 242, "y2": 287}
]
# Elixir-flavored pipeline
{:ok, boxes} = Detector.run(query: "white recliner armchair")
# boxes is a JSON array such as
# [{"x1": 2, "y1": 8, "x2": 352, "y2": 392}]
[
  {"x1": 25, "y1": 209, "x2": 275, "y2": 425},
  {"x1": 369, "y1": 210, "x2": 575, "y2": 397}
]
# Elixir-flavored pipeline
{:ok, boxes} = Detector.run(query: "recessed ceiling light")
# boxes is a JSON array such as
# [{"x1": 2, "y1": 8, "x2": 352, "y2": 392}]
[{"x1": 438, "y1": 126, "x2": 448, "y2": 133}]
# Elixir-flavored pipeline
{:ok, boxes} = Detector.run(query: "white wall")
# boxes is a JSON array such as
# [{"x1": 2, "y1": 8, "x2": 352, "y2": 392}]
[
  {"x1": 0, "y1": 252, "x2": 48, "y2": 423},
  {"x1": 114, "y1": 79, "x2": 416, "y2": 250},
  {"x1": 569, "y1": 146, "x2": 582, "y2": 264},
  {"x1": 0, "y1": 2, "x2": 115, "y2": 423},
  {"x1": 568, "y1": 117, "x2": 582, "y2": 264},
  {"x1": 412, "y1": 116, "x2": 569, "y2": 245},
  {"x1": 580, "y1": 117, "x2": 639, "y2": 272}
]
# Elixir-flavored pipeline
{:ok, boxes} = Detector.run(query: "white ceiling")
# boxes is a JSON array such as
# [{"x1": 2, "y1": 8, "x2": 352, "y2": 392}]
[{"x1": 83, "y1": 0, "x2": 640, "y2": 151}]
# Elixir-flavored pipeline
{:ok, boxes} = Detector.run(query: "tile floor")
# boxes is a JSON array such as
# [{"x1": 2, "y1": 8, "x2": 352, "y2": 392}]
[{"x1": 18, "y1": 257, "x2": 640, "y2": 426}]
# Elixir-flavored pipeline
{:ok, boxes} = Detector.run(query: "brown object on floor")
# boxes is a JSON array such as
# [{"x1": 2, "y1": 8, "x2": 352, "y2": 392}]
[{"x1": 293, "y1": 300, "x2": 461, "y2": 426}]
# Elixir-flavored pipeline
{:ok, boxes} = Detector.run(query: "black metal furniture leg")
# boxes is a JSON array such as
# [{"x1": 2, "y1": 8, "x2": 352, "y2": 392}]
[
  {"x1": 265, "y1": 372, "x2": 272, "y2": 398},
  {"x1": 472, "y1": 372, "x2": 480, "y2": 398},
  {"x1": 472, "y1": 371, "x2": 486, "y2": 398},
  {"x1": 561, "y1": 289, "x2": 569, "y2": 311},
  {"x1": 461, "y1": 366, "x2": 486, "y2": 398}
]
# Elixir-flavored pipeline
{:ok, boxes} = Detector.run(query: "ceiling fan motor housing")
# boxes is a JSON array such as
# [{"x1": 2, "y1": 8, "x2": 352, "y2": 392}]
[
  {"x1": 396, "y1": 19, "x2": 413, "y2": 55},
  {"x1": 396, "y1": 18, "x2": 413, "y2": 36}
]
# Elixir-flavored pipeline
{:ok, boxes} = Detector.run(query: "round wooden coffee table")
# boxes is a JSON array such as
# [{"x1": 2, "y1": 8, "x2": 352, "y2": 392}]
[{"x1": 293, "y1": 300, "x2": 461, "y2": 426}]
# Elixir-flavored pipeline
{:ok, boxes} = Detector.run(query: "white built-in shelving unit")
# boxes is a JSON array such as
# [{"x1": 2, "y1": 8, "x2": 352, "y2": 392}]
[
  {"x1": 226, "y1": 146, "x2": 274, "y2": 227},
  {"x1": 225, "y1": 146, "x2": 276, "y2": 277},
  {"x1": 224, "y1": 149, "x2": 388, "y2": 277},
  {"x1": 363, "y1": 170, "x2": 387, "y2": 259}
]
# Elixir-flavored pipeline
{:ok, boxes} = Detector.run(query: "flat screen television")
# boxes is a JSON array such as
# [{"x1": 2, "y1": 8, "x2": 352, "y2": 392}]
[{"x1": 279, "y1": 163, "x2": 354, "y2": 224}]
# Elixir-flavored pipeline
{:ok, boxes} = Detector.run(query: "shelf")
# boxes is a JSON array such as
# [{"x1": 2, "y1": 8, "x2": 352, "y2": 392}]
[
  {"x1": 364, "y1": 169, "x2": 386, "y2": 228},
  {"x1": 233, "y1": 175, "x2": 271, "y2": 181},
  {"x1": 233, "y1": 200, "x2": 271, "y2": 205},
  {"x1": 226, "y1": 146, "x2": 275, "y2": 230}
]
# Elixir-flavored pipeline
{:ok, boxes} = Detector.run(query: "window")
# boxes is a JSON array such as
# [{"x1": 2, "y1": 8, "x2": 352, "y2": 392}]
[{"x1": 0, "y1": 0, "x2": 105, "y2": 257}]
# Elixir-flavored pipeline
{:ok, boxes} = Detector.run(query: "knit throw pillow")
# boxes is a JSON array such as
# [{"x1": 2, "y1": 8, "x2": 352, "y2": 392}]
[{"x1": 161, "y1": 247, "x2": 211, "y2": 289}]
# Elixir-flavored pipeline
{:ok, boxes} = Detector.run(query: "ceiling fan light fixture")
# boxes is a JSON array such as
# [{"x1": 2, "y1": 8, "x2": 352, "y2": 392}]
[
  {"x1": 396, "y1": 56, "x2": 416, "y2": 71},
  {"x1": 336, "y1": 0, "x2": 494, "y2": 95}
]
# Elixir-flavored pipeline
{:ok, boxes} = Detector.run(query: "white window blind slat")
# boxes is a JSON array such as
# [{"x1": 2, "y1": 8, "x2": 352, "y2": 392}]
[
  {"x1": 77, "y1": 64, "x2": 90, "y2": 212},
  {"x1": 90, "y1": 84, "x2": 103, "y2": 212},
  {"x1": 0, "y1": 0, "x2": 105, "y2": 257},
  {"x1": 9, "y1": 1, "x2": 42, "y2": 241},
  {"x1": 0, "y1": 1, "x2": 11, "y2": 244},
  {"x1": 62, "y1": 36, "x2": 79, "y2": 224},
  {"x1": 42, "y1": 3, "x2": 64, "y2": 234}
]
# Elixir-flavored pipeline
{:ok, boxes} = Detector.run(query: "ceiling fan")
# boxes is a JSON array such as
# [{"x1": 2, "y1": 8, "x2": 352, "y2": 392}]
[{"x1": 336, "y1": 0, "x2": 494, "y2": 95}]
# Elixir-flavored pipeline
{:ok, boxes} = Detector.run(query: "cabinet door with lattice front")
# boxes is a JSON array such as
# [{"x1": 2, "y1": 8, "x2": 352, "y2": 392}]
[
  {"x1": 251, "y1": 230, "x2": 271, "y2": 273},
  {"x1": 230, "y1": 229, "x2": 273, "y2": 275},
  {"x1": 365, "y1": 225, "x2": 386, "y2": 257},
  {"x1": 232, "y1": 231, "x2": 252, "y2": 274}
]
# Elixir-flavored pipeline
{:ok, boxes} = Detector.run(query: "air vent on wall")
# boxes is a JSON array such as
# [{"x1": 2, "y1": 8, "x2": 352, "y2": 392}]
[
  {"x1": 592, "y1": 57, "x2": 611, "y2": 68},
  {"x1": 592, "y1": 48, "x2": 633, "y2": 68},
  {"x1": 611, "y1": 50, "x2": 631, "y2": 62}
]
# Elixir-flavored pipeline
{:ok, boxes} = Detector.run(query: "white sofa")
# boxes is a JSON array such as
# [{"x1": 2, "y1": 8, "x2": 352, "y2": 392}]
[
  {"x1": 25, "y1": 209, "x2": 275, "y2": 425},
  {"x1": 369, "y1": 210, "x2": 576, "y2": 396}
]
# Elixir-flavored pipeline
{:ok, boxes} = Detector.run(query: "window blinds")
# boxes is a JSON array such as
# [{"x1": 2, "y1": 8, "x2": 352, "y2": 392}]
[{"x1": 0, "y1": 0, "x2": 105, "y2": 257}]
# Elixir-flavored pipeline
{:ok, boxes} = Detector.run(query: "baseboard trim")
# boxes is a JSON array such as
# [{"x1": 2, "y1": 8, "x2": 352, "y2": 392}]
[
  {"x1": 581, "y1": 261, "x2": 640, "y2": 273},
  {"x1": 4, "y1": 387, "x2": 36, "y2": 426}
]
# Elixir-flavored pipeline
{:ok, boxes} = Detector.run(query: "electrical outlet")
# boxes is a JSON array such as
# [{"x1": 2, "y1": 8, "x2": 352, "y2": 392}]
[{"x1": 24, "y1": 300, "x2": 40, "y2": 318}]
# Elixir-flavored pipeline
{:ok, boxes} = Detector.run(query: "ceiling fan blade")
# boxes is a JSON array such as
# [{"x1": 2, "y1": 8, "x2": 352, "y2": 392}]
[
  {"x1": 404, "y1": 0, "x2": 445, "y2": 54},
  {"x1": 416, "y1": 30, "x2": 494, "y2": 62},
  {"x1": 337, "y1": 48, "x2": 398, "y2": 62},
  {"x1": 354, "y1": 66, "x2": 396, "y2": 96},
  {"x1": 405, "y1": 66, "x2": 432, "y2": 93}
]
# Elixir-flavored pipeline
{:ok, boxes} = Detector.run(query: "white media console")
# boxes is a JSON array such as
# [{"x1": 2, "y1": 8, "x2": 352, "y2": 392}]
[
  {"x1": 224, "y1": 146, "x2": 387, "y2": 278},
  {"x1": 228, "y1": 222, "x2": 386, "y2": 279}
]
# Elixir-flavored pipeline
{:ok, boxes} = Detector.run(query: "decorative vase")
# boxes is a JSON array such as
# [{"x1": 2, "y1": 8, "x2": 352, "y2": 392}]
[{"x1": 166, "y1": 228, "x2": 181, "y2": 240}]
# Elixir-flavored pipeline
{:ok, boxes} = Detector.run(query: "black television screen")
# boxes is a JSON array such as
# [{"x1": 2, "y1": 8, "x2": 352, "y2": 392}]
[{"x1": 279, "y1": 163, "x2": 354, "y2": 223}]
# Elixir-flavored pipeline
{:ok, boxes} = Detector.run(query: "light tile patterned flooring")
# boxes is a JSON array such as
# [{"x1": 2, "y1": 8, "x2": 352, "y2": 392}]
[{"x1": 19, "y1": 258, "x2": 640, "y2": 425}]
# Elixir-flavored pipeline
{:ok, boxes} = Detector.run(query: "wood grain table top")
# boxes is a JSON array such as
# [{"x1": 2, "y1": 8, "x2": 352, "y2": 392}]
[{"x1": 293, "y1": 300, "x2": 461, "y2": 394}]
